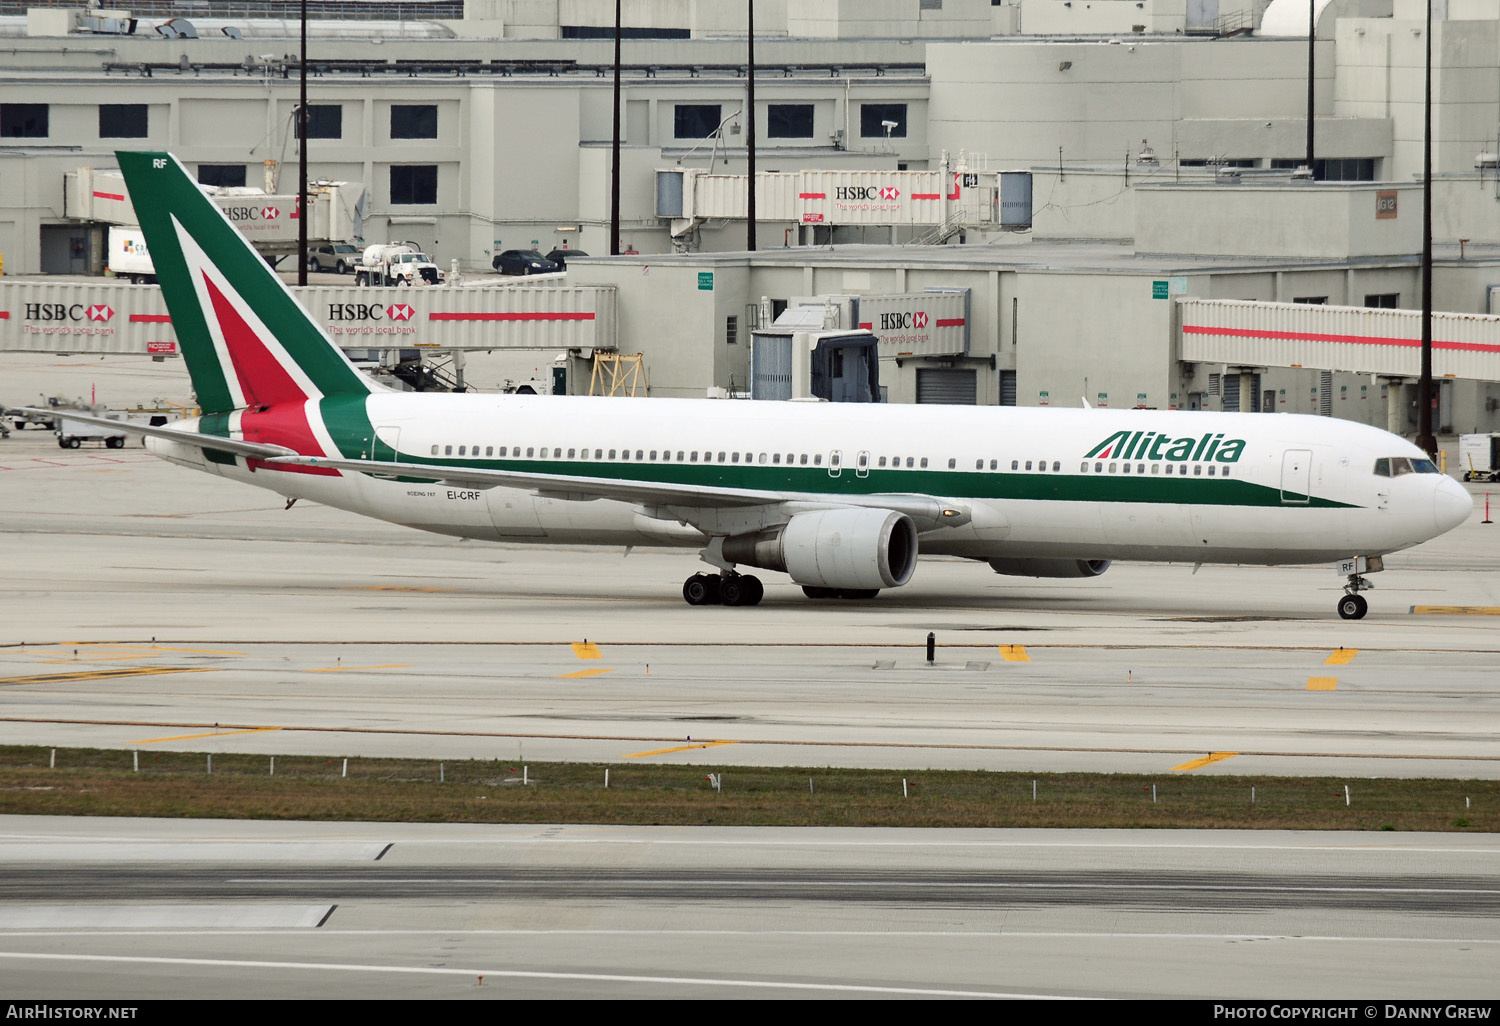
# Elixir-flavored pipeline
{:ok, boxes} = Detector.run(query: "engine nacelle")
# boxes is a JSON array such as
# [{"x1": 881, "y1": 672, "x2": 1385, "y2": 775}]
[
  {"x1": 723, "y1": 508, "x2": 918, "y2": 590},
  {"x1": 987, "y1": 557, "x2": 1111, "y2": 579}
]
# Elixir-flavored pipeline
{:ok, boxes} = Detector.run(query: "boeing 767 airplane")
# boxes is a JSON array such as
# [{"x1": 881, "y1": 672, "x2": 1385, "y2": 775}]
[{"x1": 39, "y1": 152, "x2": 1472, "y2": 618}]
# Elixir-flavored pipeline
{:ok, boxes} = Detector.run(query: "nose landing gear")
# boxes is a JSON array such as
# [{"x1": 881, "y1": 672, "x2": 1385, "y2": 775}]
[
  {"x1": 1335, "y1": 556, "x2": 1382, "y2": 620},
  {"x1": 1337, "y1": 573, "x2": 1373, "y2": 620}
]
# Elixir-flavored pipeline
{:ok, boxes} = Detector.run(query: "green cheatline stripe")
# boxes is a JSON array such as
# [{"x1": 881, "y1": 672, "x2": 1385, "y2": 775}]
[{"x1": 306, "y1": 397, "x2": 1355, "y2": 511}]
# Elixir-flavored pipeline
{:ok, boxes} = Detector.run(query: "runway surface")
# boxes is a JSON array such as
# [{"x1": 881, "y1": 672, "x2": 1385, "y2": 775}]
[{"x1": 1, "y1": 817, "x2": 1497, "y2": 999}]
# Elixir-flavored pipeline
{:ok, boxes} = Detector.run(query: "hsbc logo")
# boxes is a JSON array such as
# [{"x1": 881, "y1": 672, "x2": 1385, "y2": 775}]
[
  {"x1": 222, "y1": 206, "x2": 263, "y2": 222},
  {"x1": 879, "y1": 310, "x2": 928, "y2": 331},
  {"x1": 834, "y1": 185, "x2": 901, "y2": 202},
  {"x1": 386, "y1": 304, "x2": 414, "y2": 321},
  {"x1": 24, "y1": 303, "x2": 114, "y2": 322},
  {"x1": 260, "y1": 206, "x2": 280, "y2": 220},
  {"x1": 328, "y1": 303, "x2": 386, "y2": 321}
]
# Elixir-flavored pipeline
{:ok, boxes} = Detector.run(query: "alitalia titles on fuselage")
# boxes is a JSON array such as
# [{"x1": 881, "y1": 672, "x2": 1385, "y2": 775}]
[{"x1": 1086, "y1": 430, "x2": 1247, "y2": 464}]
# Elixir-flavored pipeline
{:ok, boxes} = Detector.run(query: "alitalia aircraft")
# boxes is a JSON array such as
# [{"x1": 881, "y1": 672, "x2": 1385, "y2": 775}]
[{"x1": 44, "y1": 152, "x2": 1472, "y2": 619}]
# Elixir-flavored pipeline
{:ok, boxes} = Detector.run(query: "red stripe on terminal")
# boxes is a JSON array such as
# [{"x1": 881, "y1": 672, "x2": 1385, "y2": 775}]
[
  {"x1": 0, "y1": 311, "x2": 8, "y2": 319},
  {"x1": 129, "y1": 314, "x2": 172, "y2": 323},
  {"x1": 911, "y1": 193, "x2": 940, "y2": 200},
  {"x1": 1183, "y1": 324, "x2": 1500, "y2": 355},
  {"x1": 93, "y1": 191, "x2": 127, "y2": 202},
  {"x1": 798, "y1": 192, "x2": 826, "y2": 199},
  {"x1": 935, "y1": 318, "x2": 965, "y2": 327},
  {"x1": 858, "y1": 322, "x2": 872, "y2": 329},
  {"x1": 429, "y1": 312, "x2": 595, "y2": 322}
]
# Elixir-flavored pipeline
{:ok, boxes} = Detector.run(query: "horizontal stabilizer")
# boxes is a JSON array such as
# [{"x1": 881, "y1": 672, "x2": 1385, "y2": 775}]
[{"x1": 19, "y1": 408, "x2": 296, "y2": 460}]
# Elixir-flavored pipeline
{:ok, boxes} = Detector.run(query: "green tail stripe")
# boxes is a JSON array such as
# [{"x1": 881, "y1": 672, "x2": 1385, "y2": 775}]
[{"x1": 115, "y1": 151, "x2": 371, "y2": 414}]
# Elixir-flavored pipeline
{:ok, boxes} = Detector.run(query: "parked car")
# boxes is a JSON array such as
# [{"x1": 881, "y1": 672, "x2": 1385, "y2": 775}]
[
  {"x1": 309, "y1": 243, "x2": 361, "y2": 273},
  {"x1": 493, "y1": 249, "x2": 559, "y2": 275},
  {"x1": 545, "y1": 248, "x2": 587, "y2": 270}
]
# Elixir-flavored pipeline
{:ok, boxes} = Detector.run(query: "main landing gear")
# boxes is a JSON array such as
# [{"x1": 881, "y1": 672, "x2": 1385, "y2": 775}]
[{"x1": 682, "y1": 572, "x2": 764, "y2": 607}]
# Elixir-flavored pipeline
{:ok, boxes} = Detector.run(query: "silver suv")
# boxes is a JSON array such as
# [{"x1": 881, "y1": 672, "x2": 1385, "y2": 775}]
[{"x1": 309, "y1": 243, "x2": 360, "y2": 274}]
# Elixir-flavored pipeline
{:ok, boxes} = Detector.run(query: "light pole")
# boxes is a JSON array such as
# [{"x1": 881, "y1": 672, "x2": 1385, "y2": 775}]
[
  {"x1": 610, "y1": 0, "x2": 621, "y2": 256},
  {"x1": 746, "y1": 0, "x2": 756, "y2": 251},
  {"x1": 297, "y1": 0, "x2": 307, "y2": 286},
  {"x1": 1417, "y1": 0, "x2": 1436, "y2": 457}
]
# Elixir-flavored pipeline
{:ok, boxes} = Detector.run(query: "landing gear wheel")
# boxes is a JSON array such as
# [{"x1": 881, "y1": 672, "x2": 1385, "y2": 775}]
[
  {"x1": 682, "y1": 573, "x2": 721, "y2": 606},
  {"x1": 839, "y1": 589, "x2": 880, "y2": 600},
  {"x1": 719, "y1": 575, "x2": 764, "y2": 607},
  {"x1": 1337, "y1": 593, "x2": 1368, "y2": 620},
  {"x1": 802, "y1": 586, "x2": 831, "y2": 599}
]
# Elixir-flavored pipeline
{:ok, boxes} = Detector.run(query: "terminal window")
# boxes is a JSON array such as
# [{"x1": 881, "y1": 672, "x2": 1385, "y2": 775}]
[
  {"x1": 391, "y1": 104, "x2": 438, "y2": 140},
  {"x1": 1365, "y1": 293, "x2": 1399, "y2": 309},
  {"x1": 390, "y1": 165, "x2": 438, "y2": 204},
  {"x1": 674, "y1": 104, "x2": 722, "y2": 140},
  {"x1": 859, "y1": 103, "x2": 907, "y2": 138},
  {"x1": 1, "y1": 103, "x2": 48, "y2": 138},
  {"x1": 197, "y1": 164, "x2": 247, "y2": 188},
  {"x1": 767, "y1": 104, "x2": 814, "y2": 139},
  {"x1": 99, "y1": 104, "x2": 147, "y2": 139},
  {"x1": 297, "y1": 105, "x2": 343, "y2": 140}
]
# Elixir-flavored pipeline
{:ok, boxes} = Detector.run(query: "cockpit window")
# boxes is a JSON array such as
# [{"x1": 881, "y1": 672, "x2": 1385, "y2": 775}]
[{"x1": 1375, "y1": 456, "x2": 1440, "y2": 478}]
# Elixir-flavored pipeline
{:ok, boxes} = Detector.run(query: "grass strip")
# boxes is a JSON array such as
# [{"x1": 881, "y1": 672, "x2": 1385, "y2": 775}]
[{"x1": 0, "y1": 745, "x2": 1494, "y2": 831}]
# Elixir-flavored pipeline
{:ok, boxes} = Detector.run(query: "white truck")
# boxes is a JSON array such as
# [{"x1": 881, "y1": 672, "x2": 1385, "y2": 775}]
[
  {"x1": 55, "y1": 406, "x2": 128, "y2": 449},
  {"x1": 1459, "y1": 432, "x2": 1500, "y2": 482},
  {"x1": 107, "y1": 226, "x2": 156, "y2": 284},
  {"x1": 355, "y1": 243, "x2": 446, "y2": 287}
]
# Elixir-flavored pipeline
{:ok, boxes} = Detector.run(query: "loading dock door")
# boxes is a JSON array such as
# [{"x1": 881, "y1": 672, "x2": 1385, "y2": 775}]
[
  {"x1": 1281, "y1": 449, "x2": 1312, "y2": 504},
  {"x1": 916, "y1": 368, "x2": 978, "y2": 405}
]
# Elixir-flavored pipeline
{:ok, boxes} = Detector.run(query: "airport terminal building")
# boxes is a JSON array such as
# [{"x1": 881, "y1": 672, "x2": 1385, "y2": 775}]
[{"x1": 1, "y1": 0, "x2": 1499, "y2": 432}]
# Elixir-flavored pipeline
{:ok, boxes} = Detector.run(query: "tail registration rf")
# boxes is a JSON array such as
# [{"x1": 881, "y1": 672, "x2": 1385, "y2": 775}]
[{"x1": 44, "y1": 152, "x2": 1472, "y2": 619}]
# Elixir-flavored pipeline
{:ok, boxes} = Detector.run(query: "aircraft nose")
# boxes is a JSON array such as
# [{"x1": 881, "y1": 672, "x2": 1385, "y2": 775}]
[{"x1": 1434, "y1": 477, "x2": 1473, "y2": 534}]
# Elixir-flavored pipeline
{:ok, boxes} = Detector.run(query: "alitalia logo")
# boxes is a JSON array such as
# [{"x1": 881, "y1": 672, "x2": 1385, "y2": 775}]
[{"x1": 1085, "y1": 430, "x2": 1246, "y2": 463}]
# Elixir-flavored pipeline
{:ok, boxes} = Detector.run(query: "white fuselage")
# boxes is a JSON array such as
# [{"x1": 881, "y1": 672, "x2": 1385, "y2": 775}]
[{"x1": 149, "y1": 394, "x2": 1471, "y2": 569}]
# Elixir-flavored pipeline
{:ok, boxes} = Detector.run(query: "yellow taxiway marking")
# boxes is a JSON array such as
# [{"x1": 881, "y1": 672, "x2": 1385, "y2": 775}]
[
  {"x1": 1411, "y1": 606, "x2": 1500, "y2": 616},
  {"x1": 625, "y1": 740, "x2": 740, "y2": 758},
  {"x1": 571, "y1": 642, "x2": 603, "y2": 660},
  {"x1": 306, "y1": 665, "x2": 411, "y2": 673},
  {"x1": 132, "y1": 727, "x2": 282, "y2": 745},
  {"x1": 1307, "y1": 677, "x2": 1338, "y2": 691},
  {"x1": 1324, "y1": 648, "x2": 1358, "y2": 665},
  {"x1": 0, "y1": 667, "x2": 214, "y2": 687},
  {"x1": 557, "y1": 668, "x2": 615, "y2": 679},
  {"x1": 997, "y1": 645, "x2": 1030, "y2": 662},
  {"x1": 1172, "y1": 752, "x2": 1239, "y2": 771}
]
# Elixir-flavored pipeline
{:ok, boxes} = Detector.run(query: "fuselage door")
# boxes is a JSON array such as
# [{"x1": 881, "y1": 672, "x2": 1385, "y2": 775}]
[
  {"x1": 374, "y1": 425, "x2": 401, "y2": 462},
  {"x1": 828, "y1": 449, "x2": 842, "y2": 478},
  {"x1": 855, "y1": 450, "x2": 870, "y2": 478},
  {"x1": 1281, "y1": 449, "x2": 1312, "y2": 504}
]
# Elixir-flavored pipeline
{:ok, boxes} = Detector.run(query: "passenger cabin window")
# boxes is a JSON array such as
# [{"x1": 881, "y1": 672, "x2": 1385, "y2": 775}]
[{"x1": 430, "y1": 445, "x2": 438, "y2": 455}]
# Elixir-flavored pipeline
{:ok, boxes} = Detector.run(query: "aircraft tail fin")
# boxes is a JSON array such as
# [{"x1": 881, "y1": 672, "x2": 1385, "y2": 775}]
[{"x1": 115, "y1": 151, "x2": 376, "y2": 415}]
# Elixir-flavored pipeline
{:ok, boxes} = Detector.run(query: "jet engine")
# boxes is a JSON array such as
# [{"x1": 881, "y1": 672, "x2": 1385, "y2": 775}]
[
  {"x1": 723, "y1": 508, "x2": 918, "y2": 590},
  {"x1": 987, "y1": 557, "x2": 1111, "y2": 578}
]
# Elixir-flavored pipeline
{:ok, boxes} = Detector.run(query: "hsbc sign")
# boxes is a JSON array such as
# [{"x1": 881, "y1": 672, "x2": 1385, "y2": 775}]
[
  {"x1": 325, "y1": 301, "x2": 419, "y2": 336},
  {"x1": 834, "y1": 186, "x2": 901, "y2": 202},
  {"x1": 856, "y1": 291, "x2": 970, "y2": 359}
]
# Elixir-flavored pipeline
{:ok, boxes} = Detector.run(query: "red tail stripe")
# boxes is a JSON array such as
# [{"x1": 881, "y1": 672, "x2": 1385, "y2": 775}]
[{"x1": 203, "y1": 274, "x2": 311, "y2": 407}]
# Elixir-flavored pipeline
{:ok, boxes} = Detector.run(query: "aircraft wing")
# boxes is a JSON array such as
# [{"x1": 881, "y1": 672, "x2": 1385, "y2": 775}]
[
  {"x1": 15, "y1": 408, "x2": 297, "y2": 460},
  {"x1": 266, "y1": 453, "x2": 970, "y2": 528}
]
